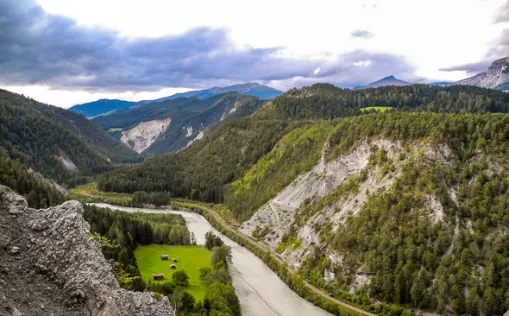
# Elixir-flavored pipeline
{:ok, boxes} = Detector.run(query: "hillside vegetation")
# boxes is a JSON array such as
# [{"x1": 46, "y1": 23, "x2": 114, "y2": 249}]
[
  {"x1": 93, "y1": 84, "x2": 509, "y2": 315},
  {"x1": 92, "y1": 93, "x2": 266, "y2": 156},
  {"x1": 241, "y1": 112, "x2": 509, "y2": 315},
  {"x1": 98, "y1": 84, "x2": 509, "y2": 206},
  {"x1": 0, "y1": 89, "x2": 141, "y2": 185}
]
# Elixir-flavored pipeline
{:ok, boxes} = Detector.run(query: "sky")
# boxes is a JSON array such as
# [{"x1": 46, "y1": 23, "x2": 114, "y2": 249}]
[{"x1": 0, "y1": 0, "x2": 508, "y2": 108}]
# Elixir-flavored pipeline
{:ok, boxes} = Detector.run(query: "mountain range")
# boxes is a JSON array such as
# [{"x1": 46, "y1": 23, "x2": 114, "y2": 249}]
[
  {"x1": 69, "y1": 83, "x2": 282, "y2": 118},
  {"x1": 97, "y1": 83, "x2": 509, "y2": 315},
  {"x1": 92, "y1": 92, "x2": 266, "y2": 156},
  {"x1": 3, "y1": 81, "x2": 509, "y2": 315}
]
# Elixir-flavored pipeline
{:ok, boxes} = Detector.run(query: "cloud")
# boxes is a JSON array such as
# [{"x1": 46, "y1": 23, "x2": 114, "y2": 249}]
[
  {"x1": 439, "y1": 28, "x2": 509, "y2": 76},
  {"x1": 439, "y1": 61, "x2": 492, "y2": 74},
  {"x1": 351, "y1": 30, "x2": 374, "y2": 38},
  {"x1": 494, "y1": 1, "x2": 509, "y2": 23},
  {"x1": 0, "y1": 0, "x2": 415, "y2": 92}
]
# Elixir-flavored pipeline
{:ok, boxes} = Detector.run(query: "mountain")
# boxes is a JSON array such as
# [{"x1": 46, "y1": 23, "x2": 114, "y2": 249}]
[
  {"x1": 496, "y1": 82, "x2": 509, "y2": 91},
  {"x1": 69, "y1": 83, "x2": 282, "y2": 118},
  {"x1": 97, "y1": 83, "x2": 509, "y2": 203},
  {"x1": 0, "y1": 89, "x2": 140, "y2": 185},
  {"x1": 150, "y1": 82, "x2": 283, "y2": 102},
  {"x1": 365, "y1": 75, "x2": 410, "y2": 88},
  {"x1": 96, "y1": 84, "x2": 509, "y2": 315},
  {"x1": 455, "y1": 57, "x2": 509, "y2": 89},
  {"x1": 92, "y1": 92, "x2": 266, "y2": 156},
  {"x1": 68, "y1": 99, "x2": 137, "y2": 119}
]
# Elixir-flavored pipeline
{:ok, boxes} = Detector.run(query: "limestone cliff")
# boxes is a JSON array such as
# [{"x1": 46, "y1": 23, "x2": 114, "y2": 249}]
[
  {"x1": 455, "y1": 57, "x2": 509, "y2": 89},
  {"x1": 0, "y1": 186, "x2": 174, "y2": 316}
]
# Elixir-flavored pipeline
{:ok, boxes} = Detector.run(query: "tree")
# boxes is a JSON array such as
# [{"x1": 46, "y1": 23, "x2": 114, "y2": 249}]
[
  {"x1": 205, "y1": 231, "x2": 224, "y2": 250},
  {"x1": 212, "y1": 245, "x2": 232, "y2": 268},
  {"x1": 170, "y1": 288, "x2": 195, "y2": 312},
  {"x1": 172, "y1": 270, "x2": 190, "y2": 286}
]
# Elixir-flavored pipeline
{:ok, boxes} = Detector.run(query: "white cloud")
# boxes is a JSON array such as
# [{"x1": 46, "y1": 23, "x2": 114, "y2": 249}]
[
  {"x1": 314, "y1": 67, "x2": 321, "y2": 75},
  {"x1": 1, "y1": 85, "x2": 191, "y2": 108},
  {"x1": 5, "y1": 0, "x2": 505, "y2": 107}
]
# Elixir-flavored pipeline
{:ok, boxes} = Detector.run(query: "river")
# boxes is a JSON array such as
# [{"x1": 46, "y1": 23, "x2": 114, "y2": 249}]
[{"x1": 89, "y1": 203, "x2": 332, "y2": 316}]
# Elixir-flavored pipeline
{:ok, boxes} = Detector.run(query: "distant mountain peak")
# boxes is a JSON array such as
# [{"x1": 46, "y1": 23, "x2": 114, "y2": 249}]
[
  {"x1": 69, "y1": 83, "x2": 283, "y2": 118},
  {"x1": 365, "y1": 75, "x2": 410, "y2": 88}
]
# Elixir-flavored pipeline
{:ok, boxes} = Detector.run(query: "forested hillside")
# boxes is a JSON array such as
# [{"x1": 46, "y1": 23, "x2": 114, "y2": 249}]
[
  {"x1": 238, "y1": 112, "x2": 509, "y2": 315},
  {"x1": 0, "y1": 153, "x2": 68, "y2": 208},
  {"x1": 94, "y1": 84, "x2": 509, "y2": 314},
  {"x1": 257, "y1": 83, "x2": 509, "y2": 120},
  {"x1": 98, "y1": 118, "x2": 299, "y2": 201},
  {"x1": 0, "y1": 89, "x2": 140, "y2": 185},
  {"x1": 92, "y1": 93, "x2": 266, "y2": 155},
  {"x1": 97, "y1": 84, "x2": 509, "y2": 204}
]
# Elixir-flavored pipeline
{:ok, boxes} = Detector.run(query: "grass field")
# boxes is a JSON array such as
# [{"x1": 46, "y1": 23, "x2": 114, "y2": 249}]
[
  {"x1": 69, "y1": 182, "x2": 132, "y2": 204},
  {"x1": 134, "y1": 244, "x2": 212, "y2": 300},
  {"x1": 360, "y1": 106, "x2": 393, "y2": 113}
]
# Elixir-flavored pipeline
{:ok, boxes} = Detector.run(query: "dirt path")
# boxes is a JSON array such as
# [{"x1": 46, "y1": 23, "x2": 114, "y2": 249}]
[{"x1": 176, "y1": 201, "x2": 377, "y2": 316}]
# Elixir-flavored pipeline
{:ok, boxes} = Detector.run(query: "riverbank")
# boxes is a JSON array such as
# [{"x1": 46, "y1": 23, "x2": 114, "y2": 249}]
[
  {"x1": 172, "y1": 200, "x2": 375, "y2": 316},
  {"x1": 90, "y1": 203, "x2": 334, "y2": 316}
]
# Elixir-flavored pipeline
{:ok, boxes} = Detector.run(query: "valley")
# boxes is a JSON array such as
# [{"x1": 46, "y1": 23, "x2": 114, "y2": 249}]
[
  {"x1": 3, "y1": 0, "x2": 509, "y2": 314},
  {"x1": 89, "y1": 203, "x2": 337, "y2": 316},
  {"x1": 3, "y1": 74, "x2": 509, "y2": 316}
]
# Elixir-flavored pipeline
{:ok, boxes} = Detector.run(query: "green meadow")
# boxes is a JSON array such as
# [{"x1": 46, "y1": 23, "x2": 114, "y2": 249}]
[
  {"x1": 134, "y1": 245, "x2": 212, "y2": 300},
  {"x1": 360, "y1": 106, "x2": 393, "y2": 113}
]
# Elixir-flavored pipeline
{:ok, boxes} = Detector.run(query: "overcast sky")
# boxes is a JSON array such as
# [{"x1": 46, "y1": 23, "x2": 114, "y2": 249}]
[{"x1": 0, "y1": 0, "x2": 507, "y2": 108}]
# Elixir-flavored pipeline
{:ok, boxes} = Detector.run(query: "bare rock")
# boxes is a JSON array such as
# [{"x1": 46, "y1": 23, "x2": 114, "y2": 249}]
[{"x1": 0, "y1": 185, "x2": 174, "y2": 316}]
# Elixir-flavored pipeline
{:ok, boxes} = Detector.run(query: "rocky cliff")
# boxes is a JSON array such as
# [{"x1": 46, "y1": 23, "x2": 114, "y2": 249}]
[
  {"x1": 0, "y1": 186, "x2": 174, "y2": 316},
  {"x1": 455, "y1": 57, "x2": 509, "y2": 89}
]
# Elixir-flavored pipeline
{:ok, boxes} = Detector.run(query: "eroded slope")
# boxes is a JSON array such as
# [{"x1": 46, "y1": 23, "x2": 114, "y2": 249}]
[{"x1": 0, "y1": 186, "x2": 174, "y2": 316}]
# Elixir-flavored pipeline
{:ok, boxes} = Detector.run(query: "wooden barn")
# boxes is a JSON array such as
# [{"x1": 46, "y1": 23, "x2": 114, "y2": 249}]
[
  {"x1": 152, "y1": 273, "x2": 164, "y2": 280},
  {"x1": 160, "y1": 254, "x2": 169, "y2": 260}
]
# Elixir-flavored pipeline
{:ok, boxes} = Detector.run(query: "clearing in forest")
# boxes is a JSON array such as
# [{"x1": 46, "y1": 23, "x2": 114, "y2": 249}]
[{"x1": 134, "y1": 244, "x2": 212, "y2": 300}]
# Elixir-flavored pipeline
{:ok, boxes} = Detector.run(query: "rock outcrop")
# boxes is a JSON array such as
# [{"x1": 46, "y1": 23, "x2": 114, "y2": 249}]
[
  {"x1": 120, "y1": 117, "x2": 172, "y2": 153},
  {"x1": 0, "y1": 186, "x2": 174, "y2": 316},
  {"x1": 455, "y1": 57, "x2": 509, "y2": 89}
]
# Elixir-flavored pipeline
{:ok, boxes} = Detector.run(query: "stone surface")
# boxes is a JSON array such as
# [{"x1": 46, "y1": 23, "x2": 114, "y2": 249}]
[{"x1": 0, "y1": 186, "x2": 174, "y2": 316}]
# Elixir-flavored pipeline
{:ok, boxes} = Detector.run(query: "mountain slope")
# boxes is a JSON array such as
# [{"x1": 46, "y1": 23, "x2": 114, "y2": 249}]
[
  {"x1": 257, "y1": 83, "x2": 509, "y2": 120},
  {"x1": 0, "y1": 89, "x2": 139, "y2": 185},
  {"x1": 236, "y1": 112, "x2": 509, "y2": 315},
  {"x1": 98, "y1": 84, "x2": 509, "y2": 201},
  {"x1": 93, "y1": 83, "x2": 509, "y2": 315},
  {"x1": 68, "y1": 99, "x2": 137, "y2": 118},
  {"x1": 365, "y1": 75, "x2": 410, "y2": 88},
  {"x1": 455, "y1": 57, "x2": 509, "y2": 89},
  {"x1": 70, "y1": 83, "x2": 282, "y2": 118},
  {"x1": 93, "y1": 93, "x2": 266, "y2": 156}
]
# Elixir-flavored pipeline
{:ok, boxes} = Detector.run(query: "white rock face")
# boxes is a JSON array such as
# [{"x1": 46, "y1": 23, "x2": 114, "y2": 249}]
[
  {"x1": 241, "y1": 139, "x2": 399, "y2": 249},
  {"x1": 0, "y1": 186, "x2": 174, "y2": 316},
  {"x1": 120, "y1": 117, "x2": 171, "y2": 153},
  {"x1": 241, "y1": 139, "x2": 456, "y2": 273},
  {"x1": 184, "y1": 126, "x2": 193, "y2": 137},
  {"x1": 455, "y1": 57, "x2": 509, "y2": 89},
  {"x1": 55, "y1": 156, "x2": 79, "y2": 172}
]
